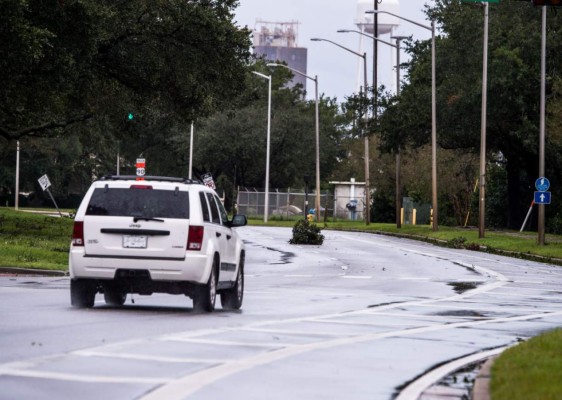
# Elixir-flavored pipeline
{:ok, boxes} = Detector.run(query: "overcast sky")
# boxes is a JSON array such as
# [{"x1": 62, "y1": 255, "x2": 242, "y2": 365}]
[{"x1": 234, "y1": 1, "x2": 435, "y2": 101}]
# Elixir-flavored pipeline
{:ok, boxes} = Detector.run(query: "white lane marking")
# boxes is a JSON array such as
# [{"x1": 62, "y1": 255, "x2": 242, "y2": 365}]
[
  {"x1": 410, "y1": 303, "x2": 560, "y2": 314},
  {"x1": 140, "y1": 310, "x2": 562, "y2": 400},
  {"x1": 395, "y1": 346, "x2": 512, "y2": 400},
  {"x1": 240, "y1": 327, "x2": 349, "y2": 337},
  {"x1": 163, "y1": 338, "x2": 286, "y2": 349},
  {"x1": 487, "y1": 291, "x2": 562, "y2": 300},
  {"x1": 310, "y1": 318, "x2": 417, "y2": 328},
  {"x1": 72, "y1": 350, "x2": 232, "y2": 364},
  {"x1": 366, "y1": 311, "x2": 492, "y2": 320},
  {"x1": 341, "y1": 275, "x2": 372, "y2": 279},
  {"x1": 398, "y1": 277, "x2": 431, "y2": 280},
  {"x1": 284, "y1": 274, "x2": 313, "y2": 278},
  {"x1": 0, "y1": 368, "x2": 169, "y2": 384}
]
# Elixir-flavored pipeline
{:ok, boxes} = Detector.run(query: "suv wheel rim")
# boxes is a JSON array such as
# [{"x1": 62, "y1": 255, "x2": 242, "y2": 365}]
[
  {"x1": 237, "y1": 272, "x2": 243, "y2": 300},
  {"x1": 210, "y1": 267, "x2": 216, "y2": 303}
]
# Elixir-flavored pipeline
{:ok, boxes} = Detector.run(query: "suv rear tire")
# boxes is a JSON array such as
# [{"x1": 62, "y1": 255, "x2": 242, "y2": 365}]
[
  {"x1": 193, "y1": 258, "x2": 218, "y2": 312},
  {"x1": 220, "y1": 254, "x2": 244, "y2": 310},
  {"x1": 70, "y1": 279, "x2": 96, "y2": 308},
  {"x1": 103, "y1": 285, "x2": 127, "y2": 306}
]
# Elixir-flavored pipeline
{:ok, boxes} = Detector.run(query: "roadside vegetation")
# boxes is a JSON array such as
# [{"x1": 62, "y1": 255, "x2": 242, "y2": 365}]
[
  {"x1": 0, "y1": 208, "x2": 72, "y2": 271},
  {"x1": 491, "y1": 328, "x2": 562, "y2": 400},
  {"x1": 252, "y1": 218, "x2": 562, "y2": 263}
]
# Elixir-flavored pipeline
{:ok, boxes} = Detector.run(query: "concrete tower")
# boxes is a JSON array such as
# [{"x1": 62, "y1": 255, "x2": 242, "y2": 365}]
[
  {"x1": 355, "y1": 0, "x2": 401, "y2": 92},
  {"x1": 253, "y1": 20, "x2": 308, "y2": 93}
]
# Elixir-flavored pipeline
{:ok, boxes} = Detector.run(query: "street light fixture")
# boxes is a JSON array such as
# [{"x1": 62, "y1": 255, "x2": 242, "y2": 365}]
[
  {"x1": 251, "y1": 71, "x2": 272, "y2": 223},
  {"x1": 310, "y1": 38, "x2": 371, "y2": 225},
  {"x1": 366, "y1": 9, "x2": 438, "y2": 232},
  {"x1": 266, "y1": 63, "x2": 322, "y2": 223}
]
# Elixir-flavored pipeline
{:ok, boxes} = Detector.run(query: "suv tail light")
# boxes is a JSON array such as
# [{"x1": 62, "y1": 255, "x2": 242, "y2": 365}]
[
  {"x1": 187, "y1": 226, "x2": 204, "y2": 251},
  {"x1": 72, "y1": 221, "x2": 84, "y2": 246}
]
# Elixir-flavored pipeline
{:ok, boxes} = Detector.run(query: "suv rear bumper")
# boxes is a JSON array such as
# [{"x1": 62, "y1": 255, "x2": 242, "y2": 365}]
[{"x1": 69, "y1": 248, "x2": 210, "y2": 284}]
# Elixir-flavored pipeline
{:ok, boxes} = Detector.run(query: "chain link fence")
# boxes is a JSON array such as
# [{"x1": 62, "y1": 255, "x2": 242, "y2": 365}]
[
  {"x1": 236, "y1": 188, "x2": 431, "y2": 224},
  {"x1": 236, "y1": 187, "x2": 373, "y2": 221}
]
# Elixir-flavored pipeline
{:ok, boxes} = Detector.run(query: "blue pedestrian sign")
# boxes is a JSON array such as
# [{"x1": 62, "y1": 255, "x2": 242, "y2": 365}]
[
  {"x1": 535, "y1": 177, "x2": 550, "y2": 192},
  {"x1": 534, "y1": 191, "x2": 551, "y2": 205}
]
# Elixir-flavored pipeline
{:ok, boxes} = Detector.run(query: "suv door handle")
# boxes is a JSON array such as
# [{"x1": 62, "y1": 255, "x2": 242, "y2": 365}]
[{"x1": 216, "y1": 232, "x2": 222, "y2": 238}]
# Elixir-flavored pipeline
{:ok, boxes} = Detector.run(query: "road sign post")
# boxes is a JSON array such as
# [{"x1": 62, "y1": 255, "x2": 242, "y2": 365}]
[
  {"x1": 534, "y1": 191, "x2": 551, "y2": 204},
  {"x1": 37, "y1": 174, "x2": 63, "y2": 217},
  {"x1": 535, "y1": 176, "x2": 551, "y2": 244},
  {"x1": 136, "y1": 158, "x2": 146, "y2": 181},
  {"x1": 535, "y1": 177, "x2": 550, "y2": 192}
]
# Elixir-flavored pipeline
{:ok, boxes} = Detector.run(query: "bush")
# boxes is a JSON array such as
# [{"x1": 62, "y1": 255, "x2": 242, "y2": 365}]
[
  {"x1": 447, "y1": 236, "x2": 467, "y2": 249},
  {"x1": 289, "y1": 219, "x2": 324, "y2": 245}
]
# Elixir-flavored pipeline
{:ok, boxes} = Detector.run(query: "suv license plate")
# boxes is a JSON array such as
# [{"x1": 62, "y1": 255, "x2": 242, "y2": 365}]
[{"x1": 123, "y1": 235, "x2": 147, "y2": 248}]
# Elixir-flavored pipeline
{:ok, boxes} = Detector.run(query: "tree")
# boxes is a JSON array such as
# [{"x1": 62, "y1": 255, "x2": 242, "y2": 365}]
[
  {"x1": 0, "y1": 0, "x2": 252, "y2": 141},
  {"x1": 377, "y1": 0, "x2": 562, "y2": 229},
  {"x1": 0, "y1": 0, "x2": 252, "y2": 205}
]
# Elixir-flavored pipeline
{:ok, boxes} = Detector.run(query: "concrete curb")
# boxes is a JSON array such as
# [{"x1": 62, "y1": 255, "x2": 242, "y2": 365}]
[{"x1": 472, "y1": 356, "x2": 497, "y2": 400}]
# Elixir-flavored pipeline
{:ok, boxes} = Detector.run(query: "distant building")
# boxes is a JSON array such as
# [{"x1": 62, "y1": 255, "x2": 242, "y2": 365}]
[{"x1": 253, "y1": 20, "x2": 308, "y2": 93}]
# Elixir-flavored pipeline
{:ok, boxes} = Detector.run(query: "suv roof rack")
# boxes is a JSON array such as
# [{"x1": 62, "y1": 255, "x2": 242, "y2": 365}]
[{"x1": 100, "y1": 175, "x2": 202, "y2": 184}]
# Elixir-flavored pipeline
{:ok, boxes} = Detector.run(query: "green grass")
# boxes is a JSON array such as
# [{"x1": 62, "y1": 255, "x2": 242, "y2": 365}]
[
  {"x1": 491, "y1": 329, "x2": 562, "y2": 400},
  {"x1": 0, "y1": 207, "x2": 73, "y2": 271}
]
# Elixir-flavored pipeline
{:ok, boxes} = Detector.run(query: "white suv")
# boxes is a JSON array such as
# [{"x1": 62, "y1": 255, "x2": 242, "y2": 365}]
[{"x1": 69, "y1": 175, "x2": 247, "y2": 312}]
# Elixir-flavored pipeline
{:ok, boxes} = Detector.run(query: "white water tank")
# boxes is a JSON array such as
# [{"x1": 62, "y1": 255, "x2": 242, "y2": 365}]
[{"x1": 355, "y1": 0, "x2": 400, "y2": 35}]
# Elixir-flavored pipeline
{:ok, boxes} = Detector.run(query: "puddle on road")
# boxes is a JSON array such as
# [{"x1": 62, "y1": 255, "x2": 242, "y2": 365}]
[
  {"x1": 367, "y1": 301, "x2": 406, "y2": 309},
  {"x1": 433, "y1": 309, "x2": 488, "y2": 318},
  {"x1": 241, "y1": 240, "x2": 295, "y2": 265},
  {"x1": 447, "y1": 281, "x2": 483, "y2": 294},
  {"x1": 266, "y1": 247, "x2": 295, "y2": 265}
]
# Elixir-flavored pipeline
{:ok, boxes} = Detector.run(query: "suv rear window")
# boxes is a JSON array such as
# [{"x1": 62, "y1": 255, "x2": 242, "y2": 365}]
[{"x1": 85, "y1": 187, "x2": 189, "y2": 219}]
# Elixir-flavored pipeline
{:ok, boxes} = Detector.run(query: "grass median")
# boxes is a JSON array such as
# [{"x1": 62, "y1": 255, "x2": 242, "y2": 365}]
[
  {"x1": 0, "y1": 207, "x2": 73, "y2": 271},
  {"x1": 491, "y1": 328, "x2": 562, "y2": 400}
]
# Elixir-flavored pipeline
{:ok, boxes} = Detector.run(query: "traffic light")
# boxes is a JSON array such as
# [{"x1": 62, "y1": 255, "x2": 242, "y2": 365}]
[
  {"x1": 128, "y1": 113, "x2": 134, "y2": 120},
  {"x1": 532, "y1": 0, "x2": 562, "y2": 6}
]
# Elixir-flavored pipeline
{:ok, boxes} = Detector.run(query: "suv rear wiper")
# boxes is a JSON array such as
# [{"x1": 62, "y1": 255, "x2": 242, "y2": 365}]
[{"x1": 133, "y1": 216, "x2": 164, "y2": 223}]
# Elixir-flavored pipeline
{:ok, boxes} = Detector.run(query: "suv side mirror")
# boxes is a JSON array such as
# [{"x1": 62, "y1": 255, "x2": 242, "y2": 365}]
[{"x1": 230, "y1": 214, "x2": 247, "y2": 227}]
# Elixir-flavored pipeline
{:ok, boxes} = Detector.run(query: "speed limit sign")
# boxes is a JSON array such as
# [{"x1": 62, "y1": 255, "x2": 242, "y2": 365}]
[{"x1": 136, "y1": 159, "x2": 146, "y2": 180}]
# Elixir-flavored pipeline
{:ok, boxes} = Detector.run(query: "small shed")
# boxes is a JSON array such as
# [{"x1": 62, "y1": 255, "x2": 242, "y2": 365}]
[{"x1": 329, "y1": 178, "x2": 366, "y2": 221}]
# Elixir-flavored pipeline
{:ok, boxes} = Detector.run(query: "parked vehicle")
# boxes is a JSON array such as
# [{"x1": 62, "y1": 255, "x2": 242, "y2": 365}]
[{"x1": 69, "y1": 175, "x2": 247, "y2": 312}]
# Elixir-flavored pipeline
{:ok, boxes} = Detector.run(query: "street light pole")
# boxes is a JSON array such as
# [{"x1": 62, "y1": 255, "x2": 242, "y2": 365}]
[
  {"x1": 188, "y1": 121, "x2": 194, "y2": 179},
  {"x1": 252, "y1": 71, "x2": 272, "y2": 223},
  {"x1": 538, "y1": 6, "x2": 547, "y2": 245},
  {"x1": 338, "y1": 29, "x2": 408, "y2": 229},
  {"x1": 392, "y1": 36, "x2": 408, "y2": 229},
  {"x1": 310, "y1": 38, "x2": 370, "y2": 225},
  {"x1": 15, "y1": 141, "x2": 20, "y2": 210},
  {"x1": 367, "y1": 9, "x2": 438, "y2": 231},
  {"x1": 479, "y1": 2, "x2": 490, "y2": 239},
  {"x1": 266, "y1": 63, "x2": 321, "y2": 223}
]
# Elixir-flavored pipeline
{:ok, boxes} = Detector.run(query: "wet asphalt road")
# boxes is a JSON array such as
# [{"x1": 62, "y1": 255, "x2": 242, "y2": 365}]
[{"x1": 0, "y1": 226, "x2": 561, "y2": 400}]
